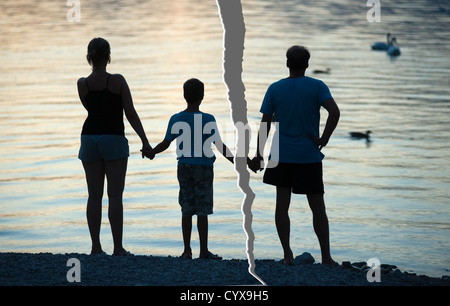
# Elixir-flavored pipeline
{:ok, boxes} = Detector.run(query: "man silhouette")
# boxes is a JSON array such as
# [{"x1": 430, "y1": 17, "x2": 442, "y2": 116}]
[{"x1": 250, "y1": 46, "x2": 340, "y2": 266}]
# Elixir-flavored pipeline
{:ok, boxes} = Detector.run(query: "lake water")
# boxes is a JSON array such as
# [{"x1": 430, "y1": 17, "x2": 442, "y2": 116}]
[{"x1": 0, "y1": 0, "x2": 449, "y2": 280}]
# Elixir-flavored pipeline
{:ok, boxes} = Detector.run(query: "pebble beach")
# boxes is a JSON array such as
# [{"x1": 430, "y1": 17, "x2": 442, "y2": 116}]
[{"x1": 1, "y1": 252, "x2": 449, "y2": 287}]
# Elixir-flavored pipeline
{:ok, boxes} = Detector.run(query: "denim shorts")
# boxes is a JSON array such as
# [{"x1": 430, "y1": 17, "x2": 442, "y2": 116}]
[
  {"x1": 177, "y1": 163, "x2": 214, "y2": 216},
  {"x1": 78, "y1": 135, "x2": 129, "y2": 162}
]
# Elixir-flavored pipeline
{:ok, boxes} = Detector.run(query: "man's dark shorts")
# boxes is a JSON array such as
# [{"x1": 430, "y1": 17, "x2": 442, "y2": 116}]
[
  {"x1": 263, "y1": 162, "x2": 324, "y2": 194},
  {"x1": 177, "y1": 163, "x2": 214, "y2": 216}
]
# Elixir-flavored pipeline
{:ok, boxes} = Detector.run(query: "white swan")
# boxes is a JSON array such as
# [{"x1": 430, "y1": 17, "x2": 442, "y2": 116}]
[
  {"x1": 387, "y1": 37, "x2": 401, "y2": 56},
  {"x1": 371, "y1": 33, "x2": 391, "y2": 50}
]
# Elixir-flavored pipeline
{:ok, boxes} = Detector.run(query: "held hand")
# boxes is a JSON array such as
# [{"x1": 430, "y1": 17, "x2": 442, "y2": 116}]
[
  {"x1": 248, "y1": 156, "x2": 264, "y2": 173},
  {"x1": 247, "y1": 157, "x2": 258, "y2": 173},
  {"x1": 141, "y1": 148, "x2": 155, "y2": 160},
  {"x1": 141, "y1": 143, "x2": 155, "y2": 160}
]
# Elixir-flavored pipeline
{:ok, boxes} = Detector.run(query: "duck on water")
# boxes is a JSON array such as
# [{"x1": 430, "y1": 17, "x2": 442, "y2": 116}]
[
  {"x1": 349, "y1": 130, "x2": 372, "y2": 139},
  {"x1": 312, "y1": 68, "x2": 331, "y2": 74}
]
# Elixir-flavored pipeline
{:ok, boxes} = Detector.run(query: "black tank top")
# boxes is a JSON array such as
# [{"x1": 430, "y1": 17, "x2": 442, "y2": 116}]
[{"x1": 81, "y1": 74, "x2": 125, "y2": 136}]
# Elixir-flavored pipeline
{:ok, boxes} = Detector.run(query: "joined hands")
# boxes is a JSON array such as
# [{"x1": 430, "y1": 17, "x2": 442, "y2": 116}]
[
  {"x1": 140, "y1": 143, "x2": 155, "y2": 160},
  {"x1": 247, "y1": 156, "x2": 264, "y2": 173},
  {"x1": 141, "y1": 144, "x2": 264, "y2": 174}
]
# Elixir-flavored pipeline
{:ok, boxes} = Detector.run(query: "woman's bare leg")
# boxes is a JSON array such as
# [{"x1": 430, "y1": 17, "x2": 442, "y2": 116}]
[
  {"x1": 82, "y1": 160, "x2": 105, "y2": 254},
  {"x1": 105, "y1": 158, "x2": 128, "y2": 255}
]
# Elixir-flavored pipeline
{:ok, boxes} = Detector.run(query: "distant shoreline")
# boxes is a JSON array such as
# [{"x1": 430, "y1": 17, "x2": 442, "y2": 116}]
[{"x1": 0, "y1": 252, "x2": 448, "y2": 287}]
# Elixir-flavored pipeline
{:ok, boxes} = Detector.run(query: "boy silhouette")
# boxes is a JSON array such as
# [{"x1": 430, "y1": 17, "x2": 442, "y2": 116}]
[{"x1": 143, "y1": 78, "x2": 234, "y2": 259}]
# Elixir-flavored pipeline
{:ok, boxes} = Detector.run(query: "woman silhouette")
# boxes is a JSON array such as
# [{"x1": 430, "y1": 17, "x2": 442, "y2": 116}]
[{"x1": 77, "y1": 37, "x2": 151, "y2": 255}]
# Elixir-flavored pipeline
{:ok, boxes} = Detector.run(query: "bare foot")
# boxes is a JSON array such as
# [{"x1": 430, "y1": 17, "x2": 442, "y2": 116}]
[
  {"x1": 322, "y1": 260, "x2": 339, "y2": 267},
  {"x1": 90, "y1": 247, "x2": 104, "y2": 255},
  {"x1": 180, "y1": 251, "x2": 192, "y2": 259},
  {"x1": 113, "y1": 248, "x2": 131, "y2": 256},
  {"x1": 280, "y1": 258, "x2": 294, "y2": 266},
  {"x1": 280, "y1": 251, "x2": 294, "y2": 266},
  {"x1": 199, "y1": 251, "x2": 222, "y2": 260}
]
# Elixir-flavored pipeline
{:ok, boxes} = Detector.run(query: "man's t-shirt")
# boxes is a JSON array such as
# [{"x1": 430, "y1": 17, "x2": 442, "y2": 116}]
[
  {"x1": 164, "y1": 111, "x2": 219, "y2": 166},
  {"x1": 260, "y1": 76, "x2": 332, "y2": 164}
]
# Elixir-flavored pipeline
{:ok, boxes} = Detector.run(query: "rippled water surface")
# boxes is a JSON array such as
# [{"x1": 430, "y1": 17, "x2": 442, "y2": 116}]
[{"x1": 0, "y1": 0, "x2": 449, "y2": 278}]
